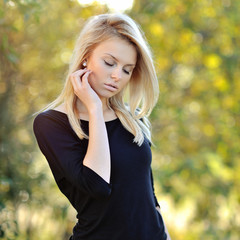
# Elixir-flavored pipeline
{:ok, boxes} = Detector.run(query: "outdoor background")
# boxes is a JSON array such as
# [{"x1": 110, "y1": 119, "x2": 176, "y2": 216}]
[{"x1": 0, "y1": 0, "x2": 239, "y2": 239}]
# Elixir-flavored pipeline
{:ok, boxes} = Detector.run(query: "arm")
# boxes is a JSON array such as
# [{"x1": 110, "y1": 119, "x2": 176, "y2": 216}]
[
  {"x1": 33, "y1": 69, "x2": 112, "y2": 198},
  {"x1": 83, "y1": 107, "x2": 111, "y2": 183},
  {"x1": 70, "y1": 68, "x2": 111, "y2": 183},
  {"x1": 33, "y1": 113, "x2": 112, "y2": 199}
]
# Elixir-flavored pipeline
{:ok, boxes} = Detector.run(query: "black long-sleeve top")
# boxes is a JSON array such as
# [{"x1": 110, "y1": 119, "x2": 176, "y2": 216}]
[{"x1": 33, "y1": 109, "x2": 167, "y2": 240}]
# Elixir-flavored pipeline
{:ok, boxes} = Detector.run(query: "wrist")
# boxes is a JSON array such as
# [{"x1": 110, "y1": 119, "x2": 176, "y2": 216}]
[
  {"x1": 87, "y1": 102, "x2": 102, "y2": 113},
  {"x1": 88, "y1": 105, "x2": 103, "y2": 118}
]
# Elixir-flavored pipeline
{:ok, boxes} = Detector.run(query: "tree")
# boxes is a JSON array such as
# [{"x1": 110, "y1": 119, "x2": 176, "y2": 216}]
[
  {"x1": 130, "y1": 0, "x2": 240, "y2": 239},
  {"x1": 1, "y1": 0, "x2": 239, "y2": 239},
  {"x1": 0, "y1": 1, "x2": 108, "y2": 239}
]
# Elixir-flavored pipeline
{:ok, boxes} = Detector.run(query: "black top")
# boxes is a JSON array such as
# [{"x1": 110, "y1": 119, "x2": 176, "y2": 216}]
[{"x1": 33, "y1": 109, "x2": 167, "y2": 240}]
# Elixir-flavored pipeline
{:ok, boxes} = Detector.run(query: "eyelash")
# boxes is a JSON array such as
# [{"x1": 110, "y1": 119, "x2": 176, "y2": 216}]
[{"x1": 104, "y1": 60, "x2": 130, "y2": 75}]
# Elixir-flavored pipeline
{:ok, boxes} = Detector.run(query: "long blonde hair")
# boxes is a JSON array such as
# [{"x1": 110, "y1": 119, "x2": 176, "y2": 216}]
[{"x1": 34, "y1": 13, "x2": 159, "y2": 146}]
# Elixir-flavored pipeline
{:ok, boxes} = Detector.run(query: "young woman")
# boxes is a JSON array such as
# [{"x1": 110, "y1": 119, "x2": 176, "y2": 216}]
[{"x1": 33, "y1": 13, "x2": 170, "y2": 240}]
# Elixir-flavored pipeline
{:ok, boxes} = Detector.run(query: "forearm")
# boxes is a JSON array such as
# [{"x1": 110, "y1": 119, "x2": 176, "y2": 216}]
[
  {"x1": 156, "y1": 206, "x2": 171, "y2": 240},
  {"x1": 83, "y1": 108, "x2": 111, "y2": 183}
]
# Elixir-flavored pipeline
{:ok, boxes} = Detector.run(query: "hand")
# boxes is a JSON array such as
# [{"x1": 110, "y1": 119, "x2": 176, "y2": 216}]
[{"x1": 70, "y1": 69, "x2": 102, "y2": 111}]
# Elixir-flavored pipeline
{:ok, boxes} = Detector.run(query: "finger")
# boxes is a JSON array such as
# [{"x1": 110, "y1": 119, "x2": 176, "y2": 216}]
[
  {"x1": 71, "y1": 68, "x2": 88, "y2": 83},
  {"x1": 70, "y1": 69, "x2": 87, "y2": 83},
  {"x1": 71, "y1": 73, "x2": 84, "y2": 93},
  {"x1": 72, "y1": 68, "x2": 88, "y2": 78},
  {"x1": 82, "y1": 71, "x2": 91, "y2": 86},
  {"x1": 70, "y1": 69, "x2": 90, "y2": 92},
  {"x1": 70, "y1": 74, "x2": 81, "y2": 91}
]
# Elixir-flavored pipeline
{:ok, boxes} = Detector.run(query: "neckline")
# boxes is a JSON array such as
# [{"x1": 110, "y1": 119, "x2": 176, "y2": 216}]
[{"x1": 48, "y1": 109, "x2": 119, "y2": 123}]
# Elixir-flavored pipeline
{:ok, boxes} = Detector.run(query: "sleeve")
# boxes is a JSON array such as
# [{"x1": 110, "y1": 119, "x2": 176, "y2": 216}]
[
  {"x1": 150, "y1": 168, "x2": 160, "y2": 208},
  {"x1": 33, "y1": 113, "x2": 112, "y2": 199}
]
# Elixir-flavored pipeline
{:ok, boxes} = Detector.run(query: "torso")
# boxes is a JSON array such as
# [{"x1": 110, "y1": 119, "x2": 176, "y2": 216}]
[{"x1": 33, "y1": 109, "x2": 167, "y2": 239}]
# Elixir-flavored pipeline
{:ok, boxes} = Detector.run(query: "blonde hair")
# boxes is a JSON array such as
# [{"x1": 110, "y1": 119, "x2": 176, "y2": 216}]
[{"x1": 34, "y1": 13, "x2": 159, "y2": 146}]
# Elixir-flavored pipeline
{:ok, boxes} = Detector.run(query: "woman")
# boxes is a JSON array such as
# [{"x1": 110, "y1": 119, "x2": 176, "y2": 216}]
[{"x1": 33, "y1": 13, "x2": 170, "y2": 240}]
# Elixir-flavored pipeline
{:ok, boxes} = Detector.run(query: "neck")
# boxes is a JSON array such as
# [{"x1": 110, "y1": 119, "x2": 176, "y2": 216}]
[{"x1": 76, "y1": 98, "x2": 110, "y2": 114}]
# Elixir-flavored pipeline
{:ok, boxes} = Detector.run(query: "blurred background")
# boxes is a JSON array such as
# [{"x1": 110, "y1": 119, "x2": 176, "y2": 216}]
[{"x1": 0, "y1": 0, "x2": 239, "y2": 239}]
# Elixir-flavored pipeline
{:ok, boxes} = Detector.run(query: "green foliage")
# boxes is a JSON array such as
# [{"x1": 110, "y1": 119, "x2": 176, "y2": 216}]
[
  {"x1": 0, "y1": 0, "x2": 239, "y2": 239},
  {"x1": 0, "y1": 1, "x2": 108, "y2": 239},
  {"x1": 130, "y1": 0, "x2": 240, "y2": 239}
]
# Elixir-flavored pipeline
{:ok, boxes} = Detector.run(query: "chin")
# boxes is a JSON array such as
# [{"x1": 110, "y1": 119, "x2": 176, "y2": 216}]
[{"x1": 97, "y1": 90, "x2": 118, "y2": 99}]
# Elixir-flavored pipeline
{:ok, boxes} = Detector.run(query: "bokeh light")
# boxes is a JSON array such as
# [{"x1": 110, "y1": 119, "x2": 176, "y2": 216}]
[{"x1": 77, "y1": 0, "x2": 134, "y2": 12}]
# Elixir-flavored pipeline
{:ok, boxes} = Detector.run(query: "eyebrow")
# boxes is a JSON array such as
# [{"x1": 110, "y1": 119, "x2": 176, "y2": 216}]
[{"x1": 104, "y1": 53, "x2": 136, "y2": 67}]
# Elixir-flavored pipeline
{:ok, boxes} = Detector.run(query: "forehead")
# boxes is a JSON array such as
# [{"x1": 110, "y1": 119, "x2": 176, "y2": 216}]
[{"x1": 92, "y1": 37, "x2": 137, "y2": 65}]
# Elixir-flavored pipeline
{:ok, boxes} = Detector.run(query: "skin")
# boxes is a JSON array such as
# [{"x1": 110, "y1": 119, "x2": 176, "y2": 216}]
[
  {"x1": 55, "y1": 36, "x2": 171, "y2": 239},
  {"x1": 73, "y1": 37, "x2": 137, "y2": 120}
]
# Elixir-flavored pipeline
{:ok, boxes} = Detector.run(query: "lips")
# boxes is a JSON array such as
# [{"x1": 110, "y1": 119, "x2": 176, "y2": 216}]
[
  {"x1": 104, "y1": 83, "x2": 118, "y2": 92},
  {"x1": 104, "y1": 83, "x2": 118, "y2": 89}
]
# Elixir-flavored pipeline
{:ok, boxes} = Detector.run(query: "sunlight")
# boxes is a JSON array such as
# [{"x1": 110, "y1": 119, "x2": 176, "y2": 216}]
[{"x1": 77, "y1": 0, "x2": 134, "y2": 12}]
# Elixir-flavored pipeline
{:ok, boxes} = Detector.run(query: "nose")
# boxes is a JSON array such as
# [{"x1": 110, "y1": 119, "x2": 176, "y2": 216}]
[{"x1": 111, "y1": 67, "x2": 122, "y2": 81}]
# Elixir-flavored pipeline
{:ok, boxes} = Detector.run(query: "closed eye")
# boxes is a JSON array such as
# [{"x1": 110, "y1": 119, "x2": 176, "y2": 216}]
[
  {"x1": 104, "y1": 60, "x2": 131, "y2": 75},
  {"x1": 104, "y1": 60, "x2": 114, "y2": 67}
]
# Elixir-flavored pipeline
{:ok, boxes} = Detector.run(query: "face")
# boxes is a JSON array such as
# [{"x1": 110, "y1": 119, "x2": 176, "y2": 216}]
[{"x1": 86, "y1": 37, "x2": 137, "y2": 101}]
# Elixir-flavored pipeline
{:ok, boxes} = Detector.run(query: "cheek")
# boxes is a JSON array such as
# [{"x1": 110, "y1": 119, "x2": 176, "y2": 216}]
[
  {"x1": 87, "y1": 62, "x2": 99, "y2": 83},
  {"x1": 89, "y1": 61, "x2": 108, "y2": 79},
  {"x1": 90, "y1": 59, "x2": 106, "y2": 72}
]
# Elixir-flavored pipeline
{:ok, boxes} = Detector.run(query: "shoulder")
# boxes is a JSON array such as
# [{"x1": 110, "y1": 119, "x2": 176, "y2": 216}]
[
  {"x1": 33, "y1": 109, "x2": 62, "y2": 124},
  {"x1": 33, "y1": 109, "x2": 71, "y2": 135},
  {"x1": 34, "y1": 103, "x2": 67, "y2": 123}
]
